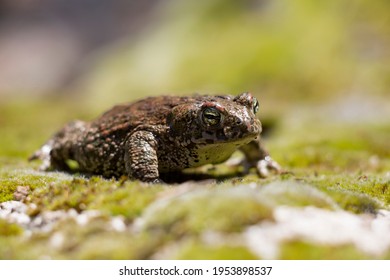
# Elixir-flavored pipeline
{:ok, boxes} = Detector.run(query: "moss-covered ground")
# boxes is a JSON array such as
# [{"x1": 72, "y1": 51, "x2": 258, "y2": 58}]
[{"x1": 1, "y1": 98, "x2": 389, "y2": 260}]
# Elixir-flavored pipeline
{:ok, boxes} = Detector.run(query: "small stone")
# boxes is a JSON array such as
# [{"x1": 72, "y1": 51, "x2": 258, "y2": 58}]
[
  {"x1": 368, "y1": 155, "x2": 380, "y2": 169},
  {"x1": 50, "y1": 232, "x2": 65, "y2": 249},
  {"x1": 0, "y1": 201, "x2": 30, "y2": 225},
  {"x1": 13, "y1": 186, "x2": 31, "y2": 201},
  {"x1": 244, "y1": 206, "x2": 390, "y2": 259},
  {"x1": 74, "y1": 210, "x2": 101, "y2": 226},
  {"x1": 110, "y1": 216, "x2": 127, "y2": 232}
]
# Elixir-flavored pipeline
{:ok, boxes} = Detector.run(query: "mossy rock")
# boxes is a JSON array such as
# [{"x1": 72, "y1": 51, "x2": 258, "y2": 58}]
[
  {"x1": 0, "y1": 167, "x2": 73, "y2": 204},
  {"x1": 48, "y1": 219, "x2": 164, "y2": 259},
  {"x1": 0, "y1": 217, "x2": 164, "y2": 260},
  {"x1": 1, "y1": 94, "x2": 390, "y2": 260},
  {"x1": 28, "y1": 177, "x2": 162, "y2": 221},
  {"x1": 138, "y1": 187, "x2": 274, "y2": 236},
  {"x1": 0, "y1": 219, "x2": 23, "y2": 236},
  {"x1": 258, "y1": 181, "x2": 339, "y2": 210},
  {"x1": 174, "y1": 238, "x2": 258, "y2": 260},
  {"x1": 323, "y1": 190, "x2": 382, "y2": 214},
  {"x1": 310, "y1": 175, "x2": 388, "y2": 214},
  {"x1": 279, "y1": 240, "x2": 370, "y2": 260}
]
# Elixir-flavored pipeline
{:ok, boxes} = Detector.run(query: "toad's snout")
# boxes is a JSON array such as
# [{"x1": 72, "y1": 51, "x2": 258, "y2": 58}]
[{"x1": 223, "y1": 117, "x2": 261, "y2": 140}]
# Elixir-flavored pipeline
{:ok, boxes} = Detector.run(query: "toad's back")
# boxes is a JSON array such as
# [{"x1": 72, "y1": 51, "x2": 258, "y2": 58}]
[
  {"x1": 57, "y1": 96, "x2": 196, "y2": 177},
  {"x1": 92, "y1": 95, "x2": 194, "y2": 131}
]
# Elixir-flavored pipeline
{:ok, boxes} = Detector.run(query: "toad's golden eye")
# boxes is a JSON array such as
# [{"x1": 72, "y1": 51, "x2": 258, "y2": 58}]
[
  {"x1": 202, "y1": 107, "x2": 221, "y2": 126},
  {"x1": 253, "y1": 97, "x2": 259, "y2": 114}
]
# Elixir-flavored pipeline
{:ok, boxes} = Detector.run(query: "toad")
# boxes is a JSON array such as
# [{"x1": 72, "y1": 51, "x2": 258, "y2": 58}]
[{"x1": 30, "y1": 93, "x2": 280, "y2": 183}]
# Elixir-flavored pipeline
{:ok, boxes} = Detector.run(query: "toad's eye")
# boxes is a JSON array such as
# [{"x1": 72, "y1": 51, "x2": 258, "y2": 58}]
[
  {"x1": 253, "y1": 97, "x2": 259, "y2": 114},
  {"x1": 202, "y1": 107, "x2": 222, "y2": 126}
]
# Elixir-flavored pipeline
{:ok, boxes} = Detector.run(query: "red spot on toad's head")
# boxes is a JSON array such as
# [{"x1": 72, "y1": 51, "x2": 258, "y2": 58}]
[{"x1": 201, "y1": 102, "x2": 225, "y2": 112}]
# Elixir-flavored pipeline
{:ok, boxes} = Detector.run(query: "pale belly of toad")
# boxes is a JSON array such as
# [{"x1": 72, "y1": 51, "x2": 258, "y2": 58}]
[
  {"x1": 188, "y1": 141, "x2": 247, "y2": 167},
  {"x1": 156, "y1": 143, "x2": 239, "y2": 173}
]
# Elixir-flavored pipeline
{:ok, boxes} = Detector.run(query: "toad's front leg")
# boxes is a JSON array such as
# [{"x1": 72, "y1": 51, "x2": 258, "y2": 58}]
[
  {"x1": 239, "y1": 138, "x2": 281, "y2": 178},
  {"x1": 124, "y1": 130, "x2": 161, "y2": 183}
]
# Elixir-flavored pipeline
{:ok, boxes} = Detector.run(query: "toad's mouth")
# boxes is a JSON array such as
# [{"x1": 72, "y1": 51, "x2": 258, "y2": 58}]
[{"x1": 191, "y1": 129, "x2": 259, "y2": 145}]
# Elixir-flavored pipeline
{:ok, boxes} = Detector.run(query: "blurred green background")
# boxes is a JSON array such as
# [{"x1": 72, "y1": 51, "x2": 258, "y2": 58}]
[
  {"x1": 83, "y1": 0, "x2": 390, "y2": 106},
  {"x1": 1, "y1": 0, "x2": 389, "y2": 107}
]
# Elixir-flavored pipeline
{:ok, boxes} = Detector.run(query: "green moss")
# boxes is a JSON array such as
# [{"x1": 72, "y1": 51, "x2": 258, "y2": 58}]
[
  {"x1": 308, "y1": 174, "x2": 388, "y2": 213},
  {"x1": 175, "y1": 239, "x2": 258, "y2": 260},
  {"x1": 88, "y1": 181, "x2": 163, "y2": 220},
  {"x1": 269, "y1": 123, "x2": 390, "y2": 172},
  {"x1": 0, "y1": 238, "x2": 20, "y2": 259},
  {"x1": 141, "y1": 188, "x2": 273, "y2": 236},
  {"x1": 258, "y1": 181, "x2": 338, "y2": 210},
  {"x1": 0, "y1": 217, "x2": 165, "y2": 260},
  {"x1": 47, "y1": 219, "x2": 164, "y2": 260},
  {"x1": 73, "y1": 233, "x2": 160, "y2": 259},
  {"x1": 279, "y1": 240, "x2": 370, "y2": 260},
  {"x1": 383, "y1": 250, "x2": 390, "y2": 260},
  {"x1": 29, "y1": 177, "x2": 162, "y2": 221},
  {"x1": 0, "y1": 166, "x2": 73, "y2": 203},
  {"x1": 265, "y1": 123, "x2": 390, "y2": 213},
  {"x1": 0, "y1": 219, "x2": 23, "y2": 236},
  {"x1": 322, "y1": 189, "x2": 382, "y2": 214}
]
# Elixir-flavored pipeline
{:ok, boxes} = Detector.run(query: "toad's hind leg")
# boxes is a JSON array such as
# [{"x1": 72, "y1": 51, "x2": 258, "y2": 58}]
[{"x1": 29, "y1": 120, "x2": 87, "y2": 172}]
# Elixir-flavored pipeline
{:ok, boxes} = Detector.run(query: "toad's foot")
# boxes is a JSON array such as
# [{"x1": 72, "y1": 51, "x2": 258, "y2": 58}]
[
  {"x1": 226, "y1": 155, "x2": 281, "y2": 178},
  {"x1": 28, "y1": 140, "x2": 54, "y2": 171},
  {"x1": 256, "y1": 156, "x2": 281, "y2": 178}
]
